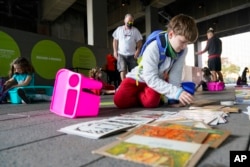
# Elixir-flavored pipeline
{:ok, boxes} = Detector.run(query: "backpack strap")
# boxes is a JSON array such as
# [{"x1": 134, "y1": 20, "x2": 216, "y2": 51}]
[
  {"x1": 156, "y1": 32, "x2": 168, "y2": 67},
  {"x1": 137, "y1": 30, "x2": 167, "y2": 66},
  {"x1": 136, "y1": 30, "x2": 167, "y2": 86},
  {"x1": 139, "y1": 30, "x2": 164, "y2": 56}
]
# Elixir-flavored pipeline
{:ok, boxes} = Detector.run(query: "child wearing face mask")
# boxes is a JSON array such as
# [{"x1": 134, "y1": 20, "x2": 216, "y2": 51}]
[
  {"x1": 113, "y1": 14, "x2": 199, "y2": 109},
  {"x1": 112, "y1": 13, "x2": 143, "y2": 81}
]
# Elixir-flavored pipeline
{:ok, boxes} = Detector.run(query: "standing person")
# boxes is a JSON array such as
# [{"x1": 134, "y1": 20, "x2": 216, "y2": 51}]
[
  {"x1": 105, "y1": 53, "x2": 120, "y2": 88},
  {"x1": 112, "y1": 13, "x2": 143, "y2": 81},
  {"x1": 113, "y1": 14, "x2": 198, "y2": 109},
  {"x1": 196, "y1": 27, "x2": 223, "y2": 82}
]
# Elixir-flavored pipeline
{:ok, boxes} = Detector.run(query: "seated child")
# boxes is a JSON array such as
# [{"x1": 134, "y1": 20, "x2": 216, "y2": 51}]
[
  {"x1": 237, "y1": 67, "x2": 249, "y2": 86},
  {"x1": 88, "y1": 67, "x2": 116, "y2": 95},
  {"x1": 1, "y1": 57, "x2": 51, "y2": 104},
  {"x1": 196, "y1": 67, "x2": 212, "y2": 91}
]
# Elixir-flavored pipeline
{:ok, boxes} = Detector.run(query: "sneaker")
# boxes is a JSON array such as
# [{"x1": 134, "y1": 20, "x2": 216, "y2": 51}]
[{"x1": 17, "y1": 89, "x2": 31, "y2": 104}]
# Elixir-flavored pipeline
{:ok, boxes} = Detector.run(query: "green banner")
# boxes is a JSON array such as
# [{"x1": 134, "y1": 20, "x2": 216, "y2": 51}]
[
  {"x1": 0, "y1": 31, "x2": 20, "y2": 77},
  {"x1": 72, "y1": 46, "x2": 96, "y2": 76},
  {"x1": 31, "y1": 40, "x2": 65, "y2": 79}
]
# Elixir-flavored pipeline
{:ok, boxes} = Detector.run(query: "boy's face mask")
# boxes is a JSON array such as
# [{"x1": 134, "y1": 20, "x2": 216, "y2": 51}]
[{"x1": 127, "y1": 21, "x2": 133, "y2": 28}]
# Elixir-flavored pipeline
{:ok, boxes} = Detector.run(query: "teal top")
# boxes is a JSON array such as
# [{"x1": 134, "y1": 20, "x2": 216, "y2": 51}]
[{"x1": 13, "y1": 73, "x2": 35, "y2": 86}]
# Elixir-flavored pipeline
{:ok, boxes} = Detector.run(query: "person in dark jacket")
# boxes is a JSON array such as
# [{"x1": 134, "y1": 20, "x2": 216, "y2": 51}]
[{"x1": 196, "y1": 27, "x2": 223, "y2": 82}]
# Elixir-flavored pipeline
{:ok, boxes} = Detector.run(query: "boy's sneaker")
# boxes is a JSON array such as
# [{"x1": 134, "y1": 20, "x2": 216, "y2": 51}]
[{"x1": 17, "y1": 89, "x2": 31, "y2": 104}]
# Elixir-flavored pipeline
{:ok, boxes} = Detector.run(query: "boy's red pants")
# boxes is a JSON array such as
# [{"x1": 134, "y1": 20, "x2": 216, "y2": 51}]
[{"x1": 113, "y1": 78, "x2": 161, "y2": 108}]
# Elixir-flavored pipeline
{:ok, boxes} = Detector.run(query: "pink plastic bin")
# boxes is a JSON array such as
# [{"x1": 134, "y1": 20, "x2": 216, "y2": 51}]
[
  {"x1": 50, "y1": 69, "x2": 102, "y2": 118},
  {"x1": 207, "y1": 82, "x2": 224, "y2": 91}
]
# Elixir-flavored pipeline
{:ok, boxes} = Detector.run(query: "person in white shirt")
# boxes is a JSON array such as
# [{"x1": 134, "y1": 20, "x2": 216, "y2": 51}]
[{"x1": 112, "y1": 13, "x2": 143, "y2": 80}]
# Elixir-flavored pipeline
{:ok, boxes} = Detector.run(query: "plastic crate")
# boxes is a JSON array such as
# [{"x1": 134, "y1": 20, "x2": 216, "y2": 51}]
[{"x1": 8, "y1": 86, "x2": 53, "y2": 104}]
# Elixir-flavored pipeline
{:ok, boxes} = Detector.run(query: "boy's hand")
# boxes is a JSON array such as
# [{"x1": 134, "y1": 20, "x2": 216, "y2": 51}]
[{"x1": 178, "y1": 91, "x2": 194, "y2": 106}]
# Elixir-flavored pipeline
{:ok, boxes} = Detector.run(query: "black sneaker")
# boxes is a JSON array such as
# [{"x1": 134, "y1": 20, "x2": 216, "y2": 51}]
[{"x1": 17, "y1": 89, "x2": 31, "y2": 104}]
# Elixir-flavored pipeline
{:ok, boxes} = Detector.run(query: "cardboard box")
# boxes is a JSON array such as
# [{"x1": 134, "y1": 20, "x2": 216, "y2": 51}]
[{"x1": 182, "y1": 66, "x2": 202, "y2": 85}]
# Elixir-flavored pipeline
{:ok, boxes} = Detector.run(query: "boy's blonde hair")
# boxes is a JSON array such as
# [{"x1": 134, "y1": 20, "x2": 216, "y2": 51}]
[{"x1": 167, "y1": 14, "x2": 198, "y2": 43}]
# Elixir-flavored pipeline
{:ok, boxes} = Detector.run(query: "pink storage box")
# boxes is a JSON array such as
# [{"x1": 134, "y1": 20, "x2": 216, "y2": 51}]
[
  {"x1": 207, "y1": 82, "x2": 224, "y2": 91},
  {"x1": 50, "y1": 69, "x2": 102, "y2": 118}
]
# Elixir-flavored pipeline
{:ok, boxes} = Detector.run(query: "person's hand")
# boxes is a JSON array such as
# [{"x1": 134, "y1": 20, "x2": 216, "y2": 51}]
[
  {"x1": 3, "y1": 80, "x2": 10, "y2": 85},
  {"x1": 178, "y1": 91, "x2": 194, "y2": 106},
  {"x1": 195, "y1": 51, "x2": 203, "y2": 55},
  {"x1": 3, "y1": 80, "x2": 17, "y2": 90},
  {"x1": 113, "y1": 52, "x2": 118, "y2": 59},
  {"x1": 134, "y1": 50, "x2": 140, "y2": 59}
]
